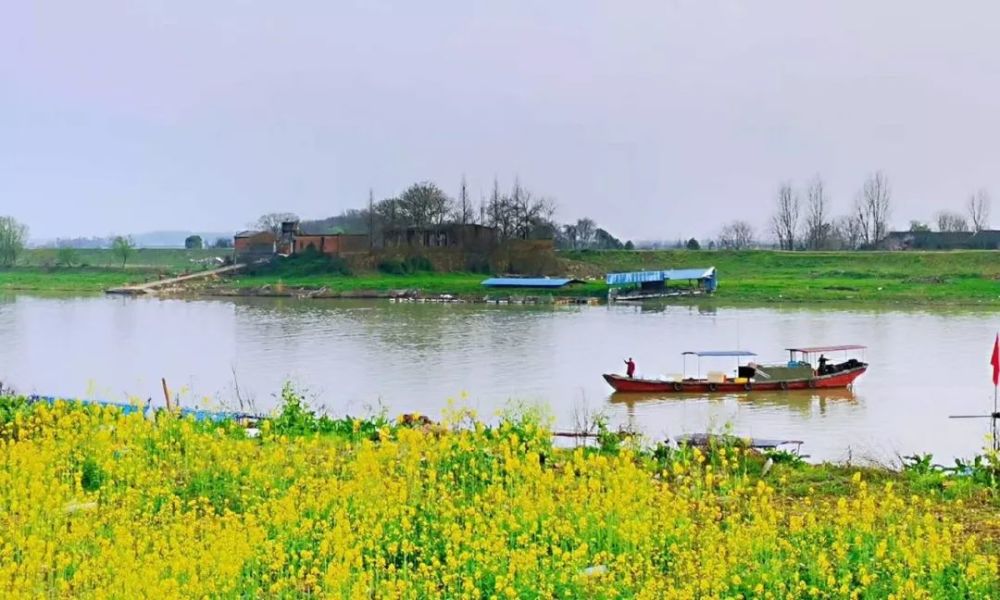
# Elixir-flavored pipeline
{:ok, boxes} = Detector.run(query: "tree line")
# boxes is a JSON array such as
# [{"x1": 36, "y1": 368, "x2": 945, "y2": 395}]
[
  {"x1": 0, "y1": 217, "x2": 140, "y2": 269},
  {"x1": 715, "y1": 171, "x2": 992, "y2": 250},
  {"x1": 255, "y1": 177, "x2": 631, "y2": 250}
]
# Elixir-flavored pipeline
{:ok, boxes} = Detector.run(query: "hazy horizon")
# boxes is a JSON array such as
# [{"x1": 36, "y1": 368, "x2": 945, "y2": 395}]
[{"x1": 3, "y1": 1, "x2": 1000, "y2": 241}]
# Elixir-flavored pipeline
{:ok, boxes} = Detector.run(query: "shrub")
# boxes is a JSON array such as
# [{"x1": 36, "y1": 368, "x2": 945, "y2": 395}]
[
  {"x1": 377, "y1": 258, "x2": 408, "y2": 275},
  {"x1": 80, "y1": 455, "x2": 105, "y2": 492},
  {"x1": 377, "y1": 255, "x2": 433, "y2": 275},
  {"x1": 406, "y1": 255, "x2": 434, "y2": 273},
  {"x1": 56, "y1": 247, "x2": 79, "y2": 268},
  {"x1": 248, "y1": 252, "x2": 351, "y2": 277},
  {"x1": 465, "y1": 256, "x2": 492, "y2": 274}
]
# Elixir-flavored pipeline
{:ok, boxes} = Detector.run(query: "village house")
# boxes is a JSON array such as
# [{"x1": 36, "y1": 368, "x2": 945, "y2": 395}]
[
  {"x1": 233, "y1": 230, "x2": 278, "y2": 259},
  {"x1": 234, "y1": 221, "x2": 370, "y2": 260},
  {"x1": 382, "y1": 223, "x2": 498, "y2": 252},
  {"x1": 292, "y1": 233, "x2": 370, "y2": 255},
  {"x1": 885, "y1": 230, "x2": 1000, "y2": 250}
]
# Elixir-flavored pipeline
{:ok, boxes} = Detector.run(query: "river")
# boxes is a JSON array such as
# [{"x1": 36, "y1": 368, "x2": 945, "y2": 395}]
[{"x1": 1, "y1": 294, "x2": 997, "y2": 464}]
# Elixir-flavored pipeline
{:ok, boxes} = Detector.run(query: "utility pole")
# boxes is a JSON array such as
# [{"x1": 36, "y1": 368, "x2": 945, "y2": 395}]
[{"x1": 368, "y1": 188, "x2": 374, "y2": 251}]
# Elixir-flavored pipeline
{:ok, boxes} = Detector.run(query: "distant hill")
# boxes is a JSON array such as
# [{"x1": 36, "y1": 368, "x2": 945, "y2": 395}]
[
  {"x1": 132, "y1": 231, "x2": 236, "y2": 248},
  {"x1": 31, "y1": 231, "x2": 236, "y2": 249}
]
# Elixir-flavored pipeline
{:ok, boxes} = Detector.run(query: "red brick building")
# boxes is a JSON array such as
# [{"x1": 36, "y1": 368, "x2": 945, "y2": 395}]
[
  {"x1": 293, "y1": 234, "x2": 370, "y2": 255},
  {"x1": 234, "y1": 222, "x2": 369, "y2": 260},
  {"x1": 233, "y1": 231, "x2": 277, "y2": 258}
]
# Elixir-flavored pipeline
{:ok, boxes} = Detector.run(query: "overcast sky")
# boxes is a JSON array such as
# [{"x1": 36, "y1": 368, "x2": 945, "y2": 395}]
[{"x1": 2, "y1": 1, "x2": 999, "y2": 241}]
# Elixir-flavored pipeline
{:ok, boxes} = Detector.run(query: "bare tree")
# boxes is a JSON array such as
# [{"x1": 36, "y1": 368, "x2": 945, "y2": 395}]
[
  {"x1": 482, "y1": 178, "x2": 556, "y2": 240},
  {"x1": 718, "y1": 220, "x2": 755, "y2": 250},
  {"x1": 255, "y1": 212, "x2": 299, "y2": 236},
  {"x1": 935, "y1": 211, "x2": 969, "y2": 233},
  {"x1": 770, "y1": 182, "x2": 800, "y2": 250},
  {"x1": 854, "y1": 171, "x2": 892, "y2": 248},
  {"x1": 512, "y1": 183, "x2": 555, "y2": 239},
  {"x1": 967, "y1": 189, "x2": 991, "y2": 232},
  {"x1": 373, "y1": 196, "x2": 405, "y2": 232},
  {"x1": 575, "y1": 218, "x2": 596, "y2": 249},
  {"x1": 368, "y1": 189, "x2": 375, "y2": 250},
  {"x1": 510, "y1": 178, "x2": 530, "y2": 239},
  {"x1": 804, "y1": 177, "x2": 829, "y2": 250},
  {"x1": 487, "y1": 178, "x2": 515, "y2": 239},
  {"x1": 0, "y1": 216, "x2": 28, "y2": 267},
  {"x1": 832, "y1": 215, "x2": 863, "y2": 250},
  {"x1": 561, "y1": 224, "x2": 579, "y2": 249},
  {"x1": 457, "y1": 175, "x2": 472, "y2": 225}
]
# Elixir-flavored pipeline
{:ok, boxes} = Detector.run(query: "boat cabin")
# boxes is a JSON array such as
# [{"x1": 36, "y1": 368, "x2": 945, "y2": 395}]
[{"x1": 786, "y1": 345, "x2": 867, "y2": 376}]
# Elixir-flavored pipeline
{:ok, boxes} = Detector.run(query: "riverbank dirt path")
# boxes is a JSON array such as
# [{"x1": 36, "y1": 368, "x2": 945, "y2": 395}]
[{"x1": 105, "y1": 263, "x2": 247, "y2": 295}]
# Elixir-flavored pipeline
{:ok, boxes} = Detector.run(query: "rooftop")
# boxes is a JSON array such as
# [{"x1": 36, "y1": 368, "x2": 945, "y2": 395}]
[
  {"x1": 787, "y1": 345, "x2": 866, "y2": 353},
  {"x1": 481, "y1": 277, "x2": 581, "y2": 288}
]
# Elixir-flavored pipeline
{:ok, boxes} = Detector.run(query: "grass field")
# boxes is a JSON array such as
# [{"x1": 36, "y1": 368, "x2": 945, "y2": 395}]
[
  {"x1": 1, "y1": 249, "x2": 233, "y2": 293},
  {"x1": 226, "y1": 249, "x2": 1000, "y2": 305},
  {"x1": 3, "y1": 248, "x2": 999, "y2": 305},
  {"x1": 21, "y1": 247, "x2": 230, "y2": 269},
  {"x1": 0, "y1": 393, "x2": 996, "y2": 597},
  {"x1": 0, "y1": 268, "x2": 139, "y2": 293},
  {"x1": 562, "y1": 249, "x2": 1000, "y2": 305}
]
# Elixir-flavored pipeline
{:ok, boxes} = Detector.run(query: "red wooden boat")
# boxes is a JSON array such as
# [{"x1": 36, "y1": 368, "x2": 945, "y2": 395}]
[{"x1": 603, "y1": 345, "x2": 868, "y2": 393}]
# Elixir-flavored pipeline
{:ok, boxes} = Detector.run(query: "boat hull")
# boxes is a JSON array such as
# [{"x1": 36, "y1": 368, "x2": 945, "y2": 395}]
[{"x1": 603, "y1": 367, "x2": 867, "y2": 393}]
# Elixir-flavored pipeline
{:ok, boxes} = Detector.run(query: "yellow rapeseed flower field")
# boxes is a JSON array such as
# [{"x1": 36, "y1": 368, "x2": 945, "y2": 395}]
[{"x1": 0, "y1": 398, "x2": 996, "y2": 599}]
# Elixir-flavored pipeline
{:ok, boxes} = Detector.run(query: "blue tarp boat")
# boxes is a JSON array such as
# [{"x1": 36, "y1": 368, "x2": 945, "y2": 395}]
[{"x1": 26, "y1": 395, "x2": 263, "y2": 422}]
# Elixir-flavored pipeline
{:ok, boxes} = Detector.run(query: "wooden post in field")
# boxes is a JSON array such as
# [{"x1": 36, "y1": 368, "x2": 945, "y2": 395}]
[{"x1": 161, "y1": 378, "x2": 172, "y2": 411}]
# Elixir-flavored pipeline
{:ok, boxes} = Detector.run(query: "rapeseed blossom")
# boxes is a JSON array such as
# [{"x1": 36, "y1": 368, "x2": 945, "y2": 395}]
[{"x1": 0, "y1": 399, "x2": 996, "y2": 598}]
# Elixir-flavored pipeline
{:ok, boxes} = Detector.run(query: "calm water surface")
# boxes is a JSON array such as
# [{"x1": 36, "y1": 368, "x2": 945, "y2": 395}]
[{"x1": 1, "y1": 294, "x2": 998, "y2": 463}]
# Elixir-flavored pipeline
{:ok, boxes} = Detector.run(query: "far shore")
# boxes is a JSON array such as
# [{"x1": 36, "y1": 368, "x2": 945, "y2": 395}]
[{"x1": 2, "y1": 248, "x2": 1000, "y2": 307}]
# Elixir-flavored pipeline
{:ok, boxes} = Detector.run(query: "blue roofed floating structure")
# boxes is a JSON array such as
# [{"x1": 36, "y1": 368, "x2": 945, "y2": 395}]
[
  {"x1": 481, "y1": 277, "x2": 583, "y2": 288},
  {"x1": 606, "y1": 266, "x2": 717, "y2": 301},
  {"x1": 28, "y1": 395, "x2": 262, "y2": 423}
]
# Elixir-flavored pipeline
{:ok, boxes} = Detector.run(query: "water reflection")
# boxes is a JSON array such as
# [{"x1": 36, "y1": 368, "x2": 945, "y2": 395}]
[
  {"x1": 609, "y1": 388, "x2": 858, "y2": 412},
  {"x1": 626, "y1": 301, "x2": 719, "y2": 316}
]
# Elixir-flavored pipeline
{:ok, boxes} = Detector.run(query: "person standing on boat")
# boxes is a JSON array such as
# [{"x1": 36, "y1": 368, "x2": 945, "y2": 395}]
[
  {"x1": 818, "y1": 354, "x2": 828, "y2": 374},
  {"x1": 625, "y1": 358, "x2": 636, "y2": 378}
]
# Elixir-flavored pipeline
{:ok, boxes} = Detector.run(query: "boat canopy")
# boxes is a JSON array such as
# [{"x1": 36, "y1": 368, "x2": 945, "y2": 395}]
[
  {"x1": 682, "y1": 350, "x2": 757, "y2": 357},
  {"x1": 786, "y1": 345, "x2": 866, "y2": 353}
]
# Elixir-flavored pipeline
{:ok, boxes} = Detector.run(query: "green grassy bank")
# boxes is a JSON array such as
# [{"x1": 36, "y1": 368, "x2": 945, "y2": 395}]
[
  {"x1": 223, "y1": 272, "x2": 608, "y2": 298},
  {"x1": 2, "y1": 249, "x2": 998, "y2": 306},
  {"x1": 222, "y1": 249, "x2": 1000, "y2": 305},
  {"x1": 0, "y1": 268, "x2": 139, "y2": 293},
  {"x1": 562, "y1": 249, "x2": 1000, "y2": 305},
  {"x1": 1, "y1": 249, "x2": 233, "y2": 293},
  {"x1": 21, "y1": 247, "x2": 230, "y2": 269}
]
